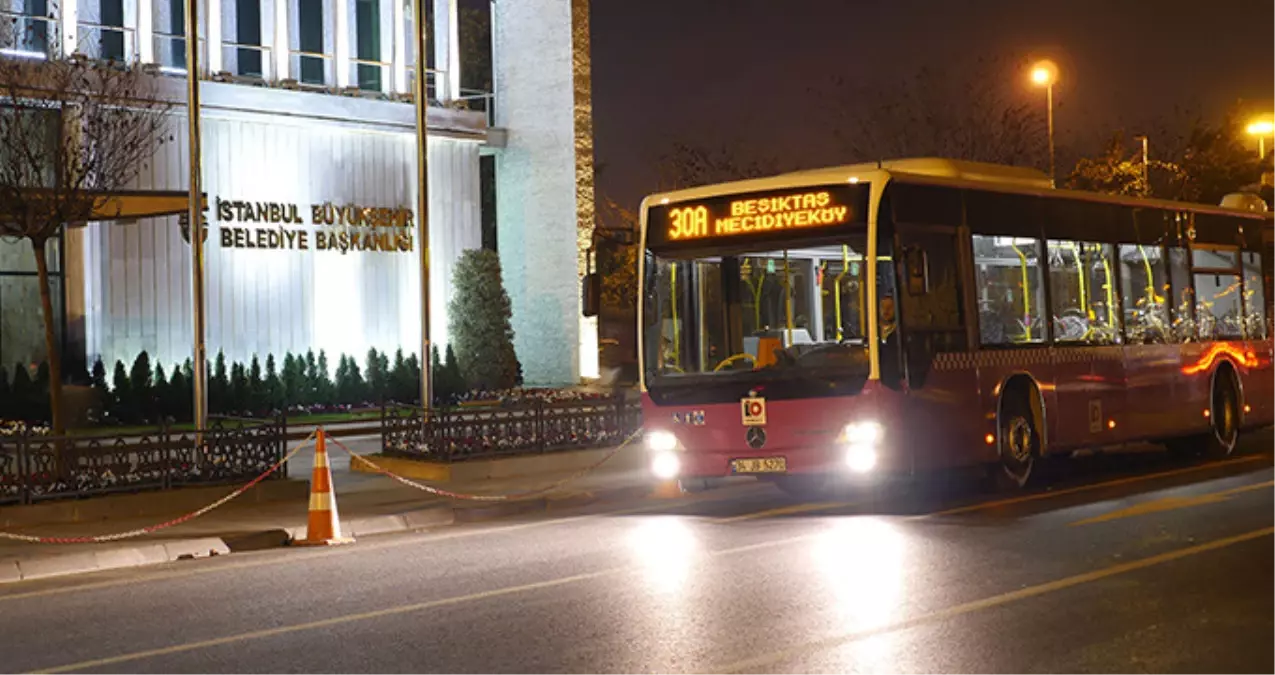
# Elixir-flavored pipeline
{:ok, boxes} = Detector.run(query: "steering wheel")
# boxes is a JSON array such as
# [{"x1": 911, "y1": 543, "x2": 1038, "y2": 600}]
[{"x1": 714, "y1": 353, "x2": 757, "y2": 372}]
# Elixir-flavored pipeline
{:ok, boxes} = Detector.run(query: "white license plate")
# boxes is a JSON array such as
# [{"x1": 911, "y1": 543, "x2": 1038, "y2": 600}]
[{"x1": 731, "y1": 457, "x2": 787, "y2": 474}]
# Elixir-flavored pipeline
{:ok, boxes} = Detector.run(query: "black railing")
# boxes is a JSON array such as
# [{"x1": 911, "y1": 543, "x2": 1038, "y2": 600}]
[
  {"x1": 0, "y1": 415, "x2": 287, "y2": 506},
  {"x1": 382, "y1": 395, "x2": 641, "y2": 461}
]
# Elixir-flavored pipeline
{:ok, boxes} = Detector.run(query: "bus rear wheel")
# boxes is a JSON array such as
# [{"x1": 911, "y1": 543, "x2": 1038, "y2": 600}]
[{"x1": 1165, "y1": 367, "x2": 1242, "y2": 459}]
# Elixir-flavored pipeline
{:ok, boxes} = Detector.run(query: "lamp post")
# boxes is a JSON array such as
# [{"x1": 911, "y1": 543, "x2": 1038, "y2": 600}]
[
  {"x1": 412, "y1": 0, "x2": 432, "y2": 413},
  {"x1": 1133, "y1": 134, "x2": 1149, "y2": 196},
  {"x1": 183, "y1": 0, "x2": 207, "y2": 431},
  {"x1": 1030, "y1": 59, "x2": 1058, "y2": 187},
  {"x1": 1245, "y1": 119, "x2": 1273, "y2": 159}
]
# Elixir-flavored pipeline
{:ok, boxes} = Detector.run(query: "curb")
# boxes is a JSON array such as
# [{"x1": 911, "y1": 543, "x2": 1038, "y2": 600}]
[{"x1": 1, "y1": 536, "x2": 231, "y2": 584}]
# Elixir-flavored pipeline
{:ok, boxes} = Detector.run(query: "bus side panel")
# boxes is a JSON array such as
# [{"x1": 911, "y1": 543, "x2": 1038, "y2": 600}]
[
  {"x1": 1123, "y1": 344, "x2": 1184, "y2": 441},
  {"x1": 910, "y1": 356, "x2": 997, "y2": 471},
  {"x1": 973, "y1": 349, "x2": 1058, "y2": 456},
  {"x1": 1177, "y1": 342, "x2": 1228, "y2": 436},
  {"x1": 1049, "y1": 347, "x2": 1129, "y2": 450},
  {"x1": 1239, "y1": 339, "x2": 1274, "y2": 429}
]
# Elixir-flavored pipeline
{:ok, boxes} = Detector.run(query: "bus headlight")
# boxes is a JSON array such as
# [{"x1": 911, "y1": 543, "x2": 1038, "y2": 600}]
[
  {"x1": 645, "y1": 430, "x2": 679, "y2": 453},
  {"x1": 651, "y1": 451, "x2": 681, "y2": 480},
  {"x1": 845, "y1": 443, "x2": 878, "y2": 473},
  {"x1": 843, "y1": 421, "x2": 883, "y2": 446}
]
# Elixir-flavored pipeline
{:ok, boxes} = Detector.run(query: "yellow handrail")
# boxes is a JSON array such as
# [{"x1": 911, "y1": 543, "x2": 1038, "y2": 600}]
[
  {"x1": 1011, "y1": 241, "x2": 1032, "y2": 341},
  {"x1": 670, "y1": 264, "x2": 680, "y2": 368},
  {"x1": 834, "y1": 245, "x2": 849, "y2": 341}
]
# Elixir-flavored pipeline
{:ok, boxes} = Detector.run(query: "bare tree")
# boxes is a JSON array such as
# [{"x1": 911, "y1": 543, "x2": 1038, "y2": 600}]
[
  {"x1": 817, "y1": 55, "x2": 1048, "y2": 169},
  {"x1": 0, "y1": 54, "x2": 172, "y2": 434},
  {"x1": 655, "y1": 140, "x2": 780, "y2": 192}
]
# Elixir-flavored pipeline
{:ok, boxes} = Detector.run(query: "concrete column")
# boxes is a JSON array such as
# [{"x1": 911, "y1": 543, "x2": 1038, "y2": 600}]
[
  {"x1": 60, "y1": 0, "x2": 77, "y2": 56},
  {"x1": 334, "y1": 0, "x2": 350, "y2": 86},
  {"x1": 206, "y1": 0, "x2": 222, "y2": 72},
  {"x1": 274, "y1": 0, "x2": 288, "y2": 79},
  {"x1": 431, "y1": 0, "x2": 457, "y2": 100},
  {"x1": 493, "y1": 0, "x2": 590, "y2": 385},
  {"x1": 391, "y1": 0, "x2": 405, "y2": 92},
  {"x1": 137, "y1": 0, "x2": 153, "y2": 62}
]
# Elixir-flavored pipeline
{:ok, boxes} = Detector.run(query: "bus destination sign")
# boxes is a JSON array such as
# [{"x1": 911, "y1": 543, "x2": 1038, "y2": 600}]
[{"x1": 647, "y1": 184, "x2": 867, "y2": 249}]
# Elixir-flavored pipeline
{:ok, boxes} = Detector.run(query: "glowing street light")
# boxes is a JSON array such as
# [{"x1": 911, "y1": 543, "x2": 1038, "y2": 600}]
[
  {"x1": 1246, "y1": 118, "x2": 1274, "y2": 159},
  {"x1": 1029, "y1": 59, "x2": 1059, "y2": 187}
]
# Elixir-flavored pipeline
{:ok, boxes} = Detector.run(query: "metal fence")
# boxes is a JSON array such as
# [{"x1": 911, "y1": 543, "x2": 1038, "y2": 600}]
[
  {"x1": 0, "y1": 416, "x2": 287, "y2": 506},
  {"x1": 382, "y1": 395, "x2": 642, "y2": 461}
]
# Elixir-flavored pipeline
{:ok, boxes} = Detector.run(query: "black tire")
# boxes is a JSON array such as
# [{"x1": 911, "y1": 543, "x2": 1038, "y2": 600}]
[
  {"x1": 995, "y1": 392, "x2": 1040, "y2": 490},
  {"x1": 1162, "y1": 368, "x2": 1243, "y2": 459},
  {"x1": 772, "y1": 473, "x2": 831, "y2": 500},
  {"x1": 1205, "y1": 368, "x2": 1242, "y2": 457}
]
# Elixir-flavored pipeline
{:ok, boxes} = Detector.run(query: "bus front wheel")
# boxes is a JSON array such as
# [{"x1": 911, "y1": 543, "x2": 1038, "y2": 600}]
[{"x1": 993, "y1": 393, "x2": 1040, "y2": 490}]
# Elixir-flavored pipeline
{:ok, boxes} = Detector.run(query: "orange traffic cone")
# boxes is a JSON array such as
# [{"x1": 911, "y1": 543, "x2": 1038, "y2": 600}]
[
  {"x1": 294, "y1": 428, "x2": 353, "y2": 546},
  {"x1": 651, "y1": 479, "x2": 684, "y2": 499}
]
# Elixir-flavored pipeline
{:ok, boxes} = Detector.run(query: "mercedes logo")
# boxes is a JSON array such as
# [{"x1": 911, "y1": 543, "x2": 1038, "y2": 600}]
[{"x1": 745, "y1": 427, "x2": 767, "y2": 449}]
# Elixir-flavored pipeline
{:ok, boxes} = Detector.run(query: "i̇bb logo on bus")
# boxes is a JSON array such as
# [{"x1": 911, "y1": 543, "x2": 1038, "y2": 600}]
[{"x1": 741, "y1": 397, "x2": 767, "y2": 426}]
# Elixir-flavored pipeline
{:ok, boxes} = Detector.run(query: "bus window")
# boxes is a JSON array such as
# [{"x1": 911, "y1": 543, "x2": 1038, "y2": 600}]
[
  {"x1": 972, "y1": 235, "x2": 1046, "y2": 346},
  {"x1": 1118, "y1": 244, "x2": 1169, "y2": 344},
  {"x1": 1047, "y1": 240, "x2": 1120, "y2": 344},
  {"x1": 1241, "y1": 251, "x2": 1267, "y2": 339},
  {"x1": 1167, "y1": 247, "x2": 1195, "y2": 342},
  {"x1": 1194, "y1": 272, "x2": 1245, "y2": 340},
  {"x1": 1191, "y1": 245, "x2": 1243, "y2": 340}
]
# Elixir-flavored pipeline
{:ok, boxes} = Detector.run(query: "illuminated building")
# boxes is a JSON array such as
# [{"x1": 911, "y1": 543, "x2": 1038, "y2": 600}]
[{"x1": 0, "y1": 0, "x2": 593, "y2": 386}]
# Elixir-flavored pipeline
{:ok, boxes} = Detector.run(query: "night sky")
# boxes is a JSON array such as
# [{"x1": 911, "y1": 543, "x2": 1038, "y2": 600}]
[{"x1": 590, "y1": 0, "x2": 1275, "y2": 211}]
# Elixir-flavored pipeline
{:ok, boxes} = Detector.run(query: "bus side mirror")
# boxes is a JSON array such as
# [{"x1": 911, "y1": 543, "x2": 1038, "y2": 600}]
[{"x1": 582, "y1": 271, "x2": 601, "y2": 317}]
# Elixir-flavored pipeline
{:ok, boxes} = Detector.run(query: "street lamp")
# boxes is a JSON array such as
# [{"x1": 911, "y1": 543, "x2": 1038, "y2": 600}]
[
  {"x1": 1029, "y1": 59, "x2": 1058, "y2": 187},
  {"x1": 1245, "y1": 118, "x2": 1273, "y2": 159}
]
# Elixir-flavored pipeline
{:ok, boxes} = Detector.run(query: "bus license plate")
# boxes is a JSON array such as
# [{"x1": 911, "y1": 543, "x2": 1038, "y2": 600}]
[{"x1": 731, "y1": 457, "x2": 787, "y2": 474}]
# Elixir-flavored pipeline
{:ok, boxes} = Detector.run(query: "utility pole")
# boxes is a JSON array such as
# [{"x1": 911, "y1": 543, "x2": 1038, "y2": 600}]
[{"x1": 412, "y1": 0, "x2": 432, "y2": 412}]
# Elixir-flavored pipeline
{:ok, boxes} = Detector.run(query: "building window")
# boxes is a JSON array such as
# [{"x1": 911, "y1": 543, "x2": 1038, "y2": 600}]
[
  {"x1": 152, "y1": 0, "x2": 187, "y2": 70},
  {"x1": 354, "y1": 0, "x2": 380, "y2": 90},
  {"x1": 77, "y1": 0, "x2": 129, "y2": 62},
  {"x1": 0, "y1": 238, "x2": 63, "y2": 381},
  {"x1": 480, "y1": 154, "x2": 496, "y2": 251},
  {"x1": 296, "y1": 0, "x2": 326, "y2": 85},
  {"x1": 403, "y1": 0, "x2": 435, "y2": 96},
  {"x1": 2, "y1": 0, "x2": 52, "y2": 57},
  {"x1": 232, "y1": 0, "x2": 264, "y2": 77}
]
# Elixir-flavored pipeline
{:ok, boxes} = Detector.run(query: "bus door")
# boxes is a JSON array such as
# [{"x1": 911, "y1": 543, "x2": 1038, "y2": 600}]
[
  {"x1": 893, "y1": 224, "x2": 977, "y2": 467},
  {"x1": 895, "y1": 225, "x2": 970, "y2": 389}
]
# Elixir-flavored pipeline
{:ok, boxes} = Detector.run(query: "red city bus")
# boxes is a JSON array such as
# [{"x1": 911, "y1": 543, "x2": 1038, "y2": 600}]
[{"x1": 635, "y1": 158, "x2": 1274, "y2": 496}]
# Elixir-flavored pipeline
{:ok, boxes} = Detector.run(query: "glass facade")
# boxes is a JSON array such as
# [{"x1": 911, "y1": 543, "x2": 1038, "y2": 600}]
[{"x1": 0, "y1": 237, "x2": 63, "y2": 378}]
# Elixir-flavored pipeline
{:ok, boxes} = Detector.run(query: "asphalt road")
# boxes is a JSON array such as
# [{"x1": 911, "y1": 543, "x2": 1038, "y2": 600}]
[{"x1": 1, "y1": 432, "x2": 1272, "y2": 674}]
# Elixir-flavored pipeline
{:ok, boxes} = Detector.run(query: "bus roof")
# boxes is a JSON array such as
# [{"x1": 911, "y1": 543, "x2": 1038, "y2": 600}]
[{"x1": 641, "y1": 157, "x2": 1273, "y2": 223}]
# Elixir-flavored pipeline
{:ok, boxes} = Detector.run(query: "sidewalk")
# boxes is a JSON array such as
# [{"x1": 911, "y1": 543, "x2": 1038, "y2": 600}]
[{"x1": 0, "y1": 437, "x2": 663, "y2": 585}]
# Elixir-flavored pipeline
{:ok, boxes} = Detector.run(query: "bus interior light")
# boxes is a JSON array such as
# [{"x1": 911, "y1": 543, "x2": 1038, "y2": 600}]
[
  {"x1": 651, "y1": 452, "x2": 681, "y2": 480},
  {"x1": 646, "y1": 430, "x2": 679, "y2": 453}
]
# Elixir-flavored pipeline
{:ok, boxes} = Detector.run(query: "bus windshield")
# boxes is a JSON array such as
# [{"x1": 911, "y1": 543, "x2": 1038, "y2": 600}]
[{"x1": 643, "y1": 236, "x2": 884, "y2": 390}]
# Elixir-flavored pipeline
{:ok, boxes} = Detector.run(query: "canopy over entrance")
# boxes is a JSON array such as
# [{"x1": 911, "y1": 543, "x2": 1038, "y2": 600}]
[{"x1": 0, "y1": 188, "x2": 205, "y2": 225}]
